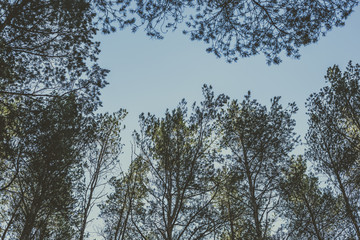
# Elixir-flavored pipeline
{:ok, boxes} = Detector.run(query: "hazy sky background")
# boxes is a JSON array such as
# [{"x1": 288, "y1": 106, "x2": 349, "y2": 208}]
[{"x1": 95, "y1": 7, "x2": 360, "y2": 167}]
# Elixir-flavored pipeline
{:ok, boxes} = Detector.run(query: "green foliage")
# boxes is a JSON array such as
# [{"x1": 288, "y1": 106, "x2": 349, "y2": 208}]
[
  {"x1": 278, "y1": 156, "x2": 344, "y2": 239},
  {"x1": 99, "y1": 0, "x2": 357, "y2": 63},
  {"x1": 133, "y1": 85, "x2": 227, "y2": 239},
  {"x1": 0, "y1": 98, "x2": 19, "y2": 192},
  {"x1": 1, "y1": 1, "x2": 360, "y2": 237},
  {"x1": 0, "y1": 95, "x2": 90, "y2": 239},
  {"x1": 100, "y1": 86, "x2": 228, "y2": 240},
  {"x1": 219, "y1": 93, "x2": 298, "y2": 239},
  {"x1": 306, "y1": 62, "x2": 360, "y2": 239},
  {"x1": 99, "y1": 156, "x2": 149, "y2": 240},
  {"x1": 1, "y1": 0, "x2": 356, "y2": 71},
  {"x1": 212, "y1": 165, "x2": 247, "y2": 240},
  {"x1": 78, "y1": 109, "x2": 127, "y2": 240},
  {"x1": 0, "y1": 1, "x2": 111, "y2": 237},
  {"x1": 0, "y1": 0, "x2": 108, "y2": 111}
]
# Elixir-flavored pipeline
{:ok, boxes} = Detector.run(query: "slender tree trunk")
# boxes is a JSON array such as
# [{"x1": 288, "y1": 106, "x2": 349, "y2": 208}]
[
  {"x1": 114, "y1": 177, "x2": 132, "y2": 240},
  {"x1": 20, "y1": 202, "x2": 40, "y2": 240},
  {"x1": 79, "y1": 172, "x2": 99, "y2": 240},
  {"x1": 335, "y1": 171, "x2": 360, "y2": 239},
  {"x1": 113, "y1": 200, "x2": 126, "y2": 240},
  {"x1": 244, "y1": 156, "x2": 262, "y2": 240},
  {"x1": 303, "y1": 194, "x2": 323, "y2": 240},
  {"x1": 166, "y1": 173, "x2": 174, "y2": 240},
  {"x1": 80, "y1": 139, "x2": 109, "y2": 240},
  {"x1": 119, "y1": 191, "x2": 133, "y2": 240},
  {"x1": 225, "y1": 187, "x2": 236, "y2": 240}
]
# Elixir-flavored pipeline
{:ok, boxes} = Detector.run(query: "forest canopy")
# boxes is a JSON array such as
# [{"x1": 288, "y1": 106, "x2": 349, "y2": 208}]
[
  {"x1": 1, "y1": 0, "x2": 360, "y2": 239},
  {"x1": 1, "y1": 66, "x2": 360, "y2": 239},
  {"x1": 0, "y1": 0, "x2": 358, "y2": 66}
]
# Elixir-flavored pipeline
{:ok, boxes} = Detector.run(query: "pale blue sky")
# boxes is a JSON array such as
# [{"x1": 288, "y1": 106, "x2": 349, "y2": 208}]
[{"x1": 96, "y1": 7, "x2": 360, "y2": 163}]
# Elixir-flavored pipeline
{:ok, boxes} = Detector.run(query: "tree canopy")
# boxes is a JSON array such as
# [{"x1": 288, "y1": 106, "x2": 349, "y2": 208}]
[
  {"x1": 1, "y1": 68, "x2": 360, "y2": 238},
  {"x1": 306, "y1": 62, "x2": 360, "y2": 239},
  {"x1": 0, "y1": 0, "x2": 357, "y2": 68},
  {"x1": 1, "y1": 0, "x2": 360, "y2": 239}
]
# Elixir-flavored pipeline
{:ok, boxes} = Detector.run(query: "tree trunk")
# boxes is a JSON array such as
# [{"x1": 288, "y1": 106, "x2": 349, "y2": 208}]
[
  {"x1": 335, "y1": 171, "x2": 360, "y2": 239},
  {"x1": 303, "y1": 194, "x2": 323, "y2": 240},
  {"x1": 244, "y1": 155, "x2": 262, "y2": 240}
]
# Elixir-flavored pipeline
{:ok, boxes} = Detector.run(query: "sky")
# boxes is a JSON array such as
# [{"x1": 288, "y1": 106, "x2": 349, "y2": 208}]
[{"x1": 95, "y1": 7, "x2": 360, "y2": 166}]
